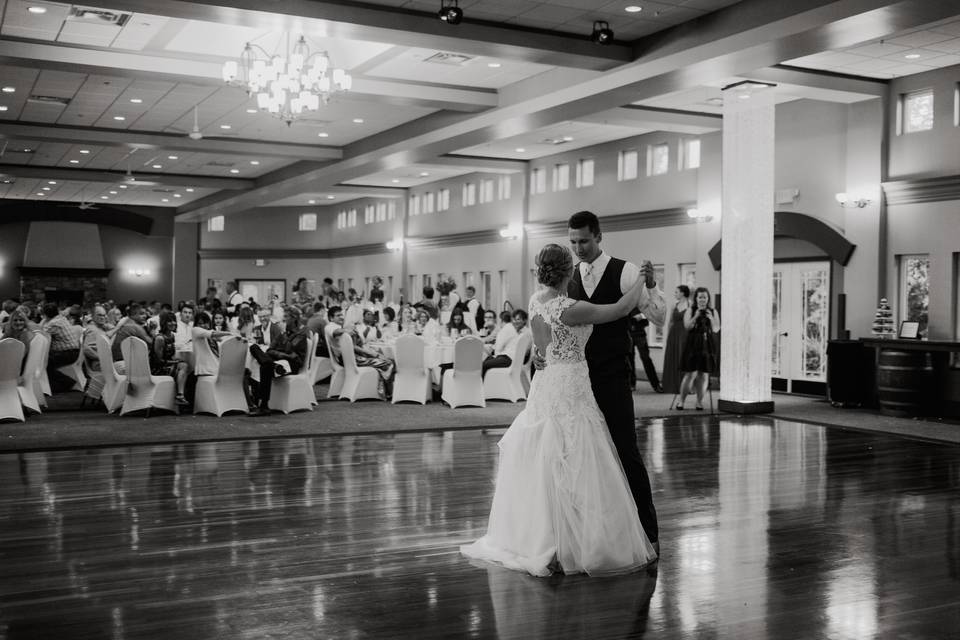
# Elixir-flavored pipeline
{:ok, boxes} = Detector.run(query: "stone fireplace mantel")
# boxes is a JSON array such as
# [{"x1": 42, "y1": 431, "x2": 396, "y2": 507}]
[
  {"x1": 18, "y1": 267, "x2": 113, "y2": 278},
  {"x1": 19, "y1": 267, "x2": 113, "y2": 307}
]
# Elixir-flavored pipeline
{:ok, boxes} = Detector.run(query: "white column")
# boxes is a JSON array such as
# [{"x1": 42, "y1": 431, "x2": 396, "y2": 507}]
[{"x1": 719, "y1": 84, "x2": 775, "y2": 413}]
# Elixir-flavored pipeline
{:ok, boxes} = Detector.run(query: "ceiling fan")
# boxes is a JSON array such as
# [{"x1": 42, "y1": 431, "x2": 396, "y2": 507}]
[
  {"x1": 169, "y1": 105, "x2": 239, "y2": 140},
  {"x1": 57, "y1": 189, "x2": 99, "y2": 210},
  {"x1": 122, "y1": 162, "x2": 159, "y2": 186}
]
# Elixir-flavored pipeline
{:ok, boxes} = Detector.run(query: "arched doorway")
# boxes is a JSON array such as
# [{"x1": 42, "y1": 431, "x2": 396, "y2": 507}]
[{"x1": 708, "y1": 212, "x2": 856, "y2": 396}]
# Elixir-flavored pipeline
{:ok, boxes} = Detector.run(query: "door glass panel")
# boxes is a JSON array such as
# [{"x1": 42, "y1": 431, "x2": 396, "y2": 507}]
[
  {"x1": 801, "y1": 267, "x2": 829, "y2": 380},
  {"x1": 771, "y1": 270, "x2": 784, "y2": 377}
]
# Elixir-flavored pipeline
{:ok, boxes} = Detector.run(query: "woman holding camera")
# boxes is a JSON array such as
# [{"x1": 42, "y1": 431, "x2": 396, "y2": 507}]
[{"x1": 676, "y1": 287, "x2": 720, "y2": 410}]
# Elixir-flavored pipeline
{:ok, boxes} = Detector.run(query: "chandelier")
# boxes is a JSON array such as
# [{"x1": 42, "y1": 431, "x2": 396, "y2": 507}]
[{"x1": 222, "y1": 34, "x2": 352, "y2": 125}]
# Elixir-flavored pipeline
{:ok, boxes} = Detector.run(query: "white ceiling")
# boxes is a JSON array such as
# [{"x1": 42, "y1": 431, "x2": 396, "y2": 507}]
[{"x1": 0, "y1": 0, "x2": 958, "y2": 210}]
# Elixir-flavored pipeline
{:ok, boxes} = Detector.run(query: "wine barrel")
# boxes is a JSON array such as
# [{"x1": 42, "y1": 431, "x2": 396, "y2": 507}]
[{"x1": 876, "y1": 349, "x2": 932, "y2": 417}]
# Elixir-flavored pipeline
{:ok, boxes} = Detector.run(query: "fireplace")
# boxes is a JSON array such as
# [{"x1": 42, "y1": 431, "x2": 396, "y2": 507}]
[{"x1": 19, "y1": 267, "x2": 112, "y2": 308}]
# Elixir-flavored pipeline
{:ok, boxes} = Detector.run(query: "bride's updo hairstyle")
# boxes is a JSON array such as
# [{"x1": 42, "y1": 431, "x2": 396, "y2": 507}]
[{"x1": 536, "y1": 243, "x2": 573, "y2": 288}]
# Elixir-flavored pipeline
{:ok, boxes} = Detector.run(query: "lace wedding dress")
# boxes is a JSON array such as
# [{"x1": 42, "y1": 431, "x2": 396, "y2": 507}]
[{"x1": 461, "y1": 294, "x2": 656, "y2": 576}]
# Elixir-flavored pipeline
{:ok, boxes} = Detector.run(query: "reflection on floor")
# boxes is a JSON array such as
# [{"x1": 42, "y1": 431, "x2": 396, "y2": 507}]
[{"x1": 0, "y1": 417, "x2": 958, "y2": 639}]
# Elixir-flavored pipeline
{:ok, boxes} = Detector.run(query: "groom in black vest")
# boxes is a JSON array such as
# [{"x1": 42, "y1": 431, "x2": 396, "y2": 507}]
[{"x1": 568, "y1": 211, "x2": 665, "y2": 551}]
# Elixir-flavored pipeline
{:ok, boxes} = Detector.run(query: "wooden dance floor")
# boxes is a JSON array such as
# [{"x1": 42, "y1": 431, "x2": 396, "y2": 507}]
[{"x1": 1, "y1": 417, "x2": 958, "y2": 639}]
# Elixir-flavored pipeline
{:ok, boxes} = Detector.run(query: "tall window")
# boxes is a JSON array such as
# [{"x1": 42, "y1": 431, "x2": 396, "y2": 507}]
[
  {"x1": 680, "y1": 139, "x2": 701, "y2": 170},
  {"x1": 388, "y1": 201, "x2": 397, "y2": 220},
  {"x1": 438, "y1": 188, "x2": 450, "y2": 211},
  {"x1": 552, "y1": 163, "x2": 570, "y2": 191},
  {"x1": 902, "y1": 89, "x2": 934, "y2": 133},
  {"x1": 347, "y1": 208, "x2": 357, "y2": 227},
  {"x1": 408, "y1": 275, "x2": 417, "y2": 302},
  {"x1": 617, "y1": 150, "x2": 638, "y2": 181},
  {"x1": 207, "y1": 215, "x2": 224, "y2": 232},
  {"x1": 336, "y1": 211, "x2": 347, "y2": 229},
  {"x1": 409, "y1": 194, "x2": 421, "y2": 216},
  {"x1": 364, "y1": 204, "x2": 375, "y2": 224},
  {"x1": 530, "y1": 167, "x2": 546, "y2": 194},
  {"x1": 647, "y1": 143, "x2": 669, "y2": 176},
  {"x1": 479, "y1": 178, "x2": 495, "y2": 204},
  {"x1": 424, "y1": 191, "x2": 435, "y2": 213},
  {"x1": 576, "y1": 158, "x2": 594, "y2": 188},
  {"x1": 650, "y1": 264, "x2": 666, "y2": 345},
  {"x1": 498, "y1": 175, "x2": 511, "y2": 200},
  {"x1": 462, "y1": 182, "x2": 477, "y2": 206},
  {"x1": 899, "y1": 254, "x2": 930, "y2": 337},
  {"x1": 376, "y1": 202, "x2": 387, "y2": 222},
  {"x1": 499, "y1": 270, "x2": 509, "y2": 311},
  {"x1": 480, "y1": 271, "x2": 492, "y2": 310},
  {"x1": 298, "y1": 213, "x2": 317, "y2": 231},
  {"x1": 462, "y1": 271, "x2": 475, "y2": 291},
  {"x1": 679, "y1": 263, "x2": 697, "y2": 289}
]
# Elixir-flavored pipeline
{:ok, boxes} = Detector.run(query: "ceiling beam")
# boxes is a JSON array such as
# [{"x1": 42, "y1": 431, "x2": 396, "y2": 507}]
[
  {"x1": 0, "y1": 165, "x2": 252, "y2": 189},
  {"x1": 0, "y1": 40, "x2": 498, "y2": 113},
  {"x1": 748, "y1": 65, "x2": 888, "y2": 96},
  {"x1": 431, "y1": 156, "x2": 528, "y2": 173},
  {"x1": 76, "y1": 0, "x2": 632, "y2": 71},
  {"x1": 177, "y1": 0, "x2": 957, "y2": 220},
  {"x1": 0, "y1": 122, "x2": 341, "y2": 161},
  {"x1": 578, "y1": 106, "x2": 722, "y2": 133}
]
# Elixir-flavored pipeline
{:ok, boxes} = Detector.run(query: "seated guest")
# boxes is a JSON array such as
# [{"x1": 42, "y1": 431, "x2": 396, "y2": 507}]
[
  {"x1": 325, "y1": 306, "x2": 395, "y2": 397},
  {"x1": 305, "y1": 302, "x2": 329, "y2": 357},
  {"x1": 232, "y1": 305, "x2": 256, "y2": 340},
  {"x1": 106, "y1": 306, "x2": 123, "y2": 329},
  {"x1": 82, "y1": 305, "x2": 112, "y2": 372},
  {"x1": 0, "y1": 299, "x2": 18, "y2": 326},
  {"x1": 414, "y1": 307, "x2": 440, "y2": 344},
  {"x1": 2, "y1": 309, "x2": 32, "y2": 373},
  {"x1": 478, "y1": 310, "x2": 499, "y2": 343},
  {"x1": 191, "y1": 311, "x2": 233, "y2": 376},
  {"x1": 111, "y1": 304, "x2": 153, "y2": 373},
  {"x1": 481, "y1": 309, "x2": 529, "y2": 379},
  {"x1": 380, "y1": 307, "x2": 399, "y2": 339},
  {"x1": 42, "y1": 302, "x2": 82, "y2": 392},
  {"x1": 248, "y1": 307, "x2": 309, "y2": 416},
  {"x1": 357, "y1": 308, "x2": 382, "y2": 344},
  {"x1": 399, "y1": 305, "x2": 416, "y2": 334},
  {"x1": 174, "y1": 304, "x2": 195, "y2": 357},
  {"x1": 462, "y1": 285, "x2": 481, "y2": 333},
  {"x1": 499, "y1": 310, "x2": 513, "y2": 329},
  {"x1": 152, "y1": 311, "x2": 189, "y2": 405},
  {"x1": 446, "y1": 308, "x2": 473, "y2": 337},
  {"x1": 252, "y1": 307, "x2": 282, "y2": 348},
  {"x1": 419, "y1": 285, "x2": 438, "y2": 319}
]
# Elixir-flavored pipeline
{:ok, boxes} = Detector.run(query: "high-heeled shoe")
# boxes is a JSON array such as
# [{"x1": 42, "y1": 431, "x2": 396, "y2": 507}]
[
  {"x1": 695, "y1": 405, "x2": 704, "y2": 411},
  {"x1": 675, "y1": 404, "x2": 685, "y2": 410}
]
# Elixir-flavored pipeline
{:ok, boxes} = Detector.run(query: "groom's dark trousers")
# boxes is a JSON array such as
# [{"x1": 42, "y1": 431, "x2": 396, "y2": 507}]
[{"x1": 570, "y1": 258, "x2": 659, "y2": 544}]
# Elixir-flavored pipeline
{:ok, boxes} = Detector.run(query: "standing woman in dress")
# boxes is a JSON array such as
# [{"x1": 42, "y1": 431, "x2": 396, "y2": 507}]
[
  {"x1": 662, "y1": 285, "x2": 690, "y2": 395},
  {"x1": 676, "y1": 287, "x2": 720, "y2": 410}
]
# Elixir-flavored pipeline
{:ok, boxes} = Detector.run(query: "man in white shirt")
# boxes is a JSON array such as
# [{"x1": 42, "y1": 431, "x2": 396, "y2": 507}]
[
  {"x1": 225, "y1": 281, "x2": 245, "y2": 315},
  {"x1": 174, "y1": 304, "x2": 195, "y2": 355},
  {"x1": 481, "y1": 309, "x2": 528, "y2": 378},
  {"x1": 463, "y1": 286, "x2": 481, "y2": 333}
]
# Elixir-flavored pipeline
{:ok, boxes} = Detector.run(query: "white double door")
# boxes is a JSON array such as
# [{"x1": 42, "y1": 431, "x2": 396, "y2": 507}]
[{"x1": 771, "y1": 261, "x2": 830, "y2": 394}]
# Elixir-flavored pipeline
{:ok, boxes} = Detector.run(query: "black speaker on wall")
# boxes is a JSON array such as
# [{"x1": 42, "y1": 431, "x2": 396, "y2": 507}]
[{"x1": 837, "y1": 293, "x2": 848, "y2": 340}]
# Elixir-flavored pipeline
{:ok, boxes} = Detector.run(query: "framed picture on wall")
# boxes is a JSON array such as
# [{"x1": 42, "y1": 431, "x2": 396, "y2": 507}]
[{"x1": 237, "y1": 279, "x2": 286, "y2": 306}]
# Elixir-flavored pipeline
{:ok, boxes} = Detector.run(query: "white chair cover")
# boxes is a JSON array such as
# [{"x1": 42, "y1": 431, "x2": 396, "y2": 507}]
[
  {"x1": 0, "y1": 339, "x2": 26, "y2": 422},
  {"x1": 194, "y1": 337, "x2": 249, "y2": 416},
  {"x1": 55, "y1": 325, "x2": 87, "y2": 392},
  {"x1": 483, "y1": 332, "x2": 532, "y2": 403},
  {"x1": 313, "y1": 355, "x2": 334, "y2": 386},
  {"x1": 23, "y1": 333, "x2": 49, "y2": 410},
  {"x1": 392, "y1": 334, "x2": 431, "y2": 405},
  {"x1": 338, "y1": 333, "x2": 382, "y2": 403},
  {"x1": 324, "y1": 330, "x2": 345, "y2": 398},
  {"x1": 96, "y1": 333, "x2": 127, "y2": 413},
  {"x1": 268, "y1": 333, "x2": 317, "y2": 414},
  {"x1": 441, "y1": 335, "x2": 486, "y2": 408},
  {"x1": 33, "y1": 333, "x2": 50, "y2": 406},
  {"x1": 119, "y1": 337, "x2": 177, "y2": 416}
]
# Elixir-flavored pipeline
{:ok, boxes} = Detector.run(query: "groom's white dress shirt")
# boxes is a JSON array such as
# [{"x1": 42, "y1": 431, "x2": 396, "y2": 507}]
[{"x1": 579, "y1": 251, "x2": 666, "y2": 327}]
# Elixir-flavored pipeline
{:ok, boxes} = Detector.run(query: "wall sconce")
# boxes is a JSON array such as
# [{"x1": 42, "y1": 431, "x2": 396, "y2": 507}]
[
  {"x1": 499, "y1": 226, "x2": 522, "y2": 240},
  {"x1": 835, "y1": 192, "x2": 871, "y2": 208},
  {"x1": 127, "y1": 268, "x2": 151, "y2": 278},
  {"x1": 385, "y1": 239, "x2": 404, "y2": 251},
  {"x1": 686, "y1": 208, "x2": 713, "y2": 222}
]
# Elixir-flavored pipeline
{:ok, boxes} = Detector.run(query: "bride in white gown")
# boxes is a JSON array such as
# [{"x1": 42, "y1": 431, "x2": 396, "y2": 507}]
[{"x1": 461, "y1": 243, "x2": 657, "y2": 577}]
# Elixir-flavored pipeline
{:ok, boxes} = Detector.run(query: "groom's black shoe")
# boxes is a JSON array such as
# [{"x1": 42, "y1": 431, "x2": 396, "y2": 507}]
[{"x1": 653, "y1": 540, "x2": 660, "y2": 556}]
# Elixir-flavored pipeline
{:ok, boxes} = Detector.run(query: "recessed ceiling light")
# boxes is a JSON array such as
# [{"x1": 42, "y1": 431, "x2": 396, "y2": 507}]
[
  {"x1": 250, "y1": 160, "x2": 260, "y2": 165},
  {"x1": 36, "y1": 192, "x2": 45, "y2": 196},
  {"x1": 173, "y1": 193, "x2": 182, "y2": 198},
  {"x1": 185, "y1": 188, "x2": 194, "y2": 192},
  {"x1": 904, "y1": 53, "x2": 921, "y2": 59},
  {"x1": 515, "y1": 147, "x2": 525, "y2": 153},
  {"x1": 42, "y1": 187, "x2": 50, "y2": 191},
  {"x1": 48, "y1": 181, "x2": 56, "y2": 184},
  {"x1": 118, "y1": 184, "x2": 127, "y2": 189},
  {"x1": 317, "y1": 132, "x2": 329, "y2": 138},
  {"x1": 0, "y1": 106, "x2": 7, "y2": 112},
  {"x1": 113, "y1": 115, "x2": 125, "y2": 121},
  {"x1": 419, "y1": 172, "x2": 430, "y2": 177},
  {"x1": 246, "y1": 108, "x2": 257, "y2": 114},
  {"x1": 563, "y1": 136, "x2": 574, "y2": 141},
  {"x1": 307, "y1": 199, "x2": 317, "y2": 204},
  {"x1": 1, "y1": 87, "x2": 15, "y2": 93},
  {"x1": 79, "y1": 149, "x2": 90, "y2": 154},
  {"x1": 161, "y1": 198, "x2": 169, "y2": 202},
  {"x1": 352, "y1": 118, "x2": 364, "y2": 124},
  {"x1": 229, "y1": 169, "x2": 239, "y2": 174},
  {"x1": 152, "y1": 164, "x2": 162, "y2": 169},
  {"x1": 23, "y1": 148, "x2": 31, "y2": 153},
  {"x1": 625, "y1": 5, "x2": 643, "y2": 13},
  {"x1": 100, "y1": 196, "x2": 108, "y2": 200},
  {"x1": 167, "y1": 155, "x2": 178, "y2": 160},
  {"x1": 391, "y1": 179, "x2": 400, "y2": 184},
  {"x1": 28, "y1": 6, "x2": 47, "y2": 14},
  {"x1": 326, "y1": 195, "x2": 335, "y2": 200},
  {"x1": 487, "y1": 62, "x2": 502, "y2": 68},
  {"x1": 69, "y1": 159, "x2": 79, "y2": 164},
  {"x1": 220, "y1": 124, "x2": 232, "y2": 129},
  {"x1": 109, "y1": 190, "x2": 117, "y2": 194},
  {"x1": 129, "y1": 98, "x2": 142, "y2": 104}
]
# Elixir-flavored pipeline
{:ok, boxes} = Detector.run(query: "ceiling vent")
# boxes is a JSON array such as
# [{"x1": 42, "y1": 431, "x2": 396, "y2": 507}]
[
  {"x1": 151, "y1": 188, "x2": 176, "y2": 194},
  {"x1": 205, "y1": 161, "x2": 236, "y2": 168},
  {"x1": 539, "y1": 137, "x2": 573, "y2": 146},
  {"x1": 67, "y1": 6, "x2": 131, "y2": 26},
  {"x1": 423, "y1": 52, "x2": 473, "y2": 66},
  {"x1": 28, "y1": 95, "x2": 71, "y2": 107}
]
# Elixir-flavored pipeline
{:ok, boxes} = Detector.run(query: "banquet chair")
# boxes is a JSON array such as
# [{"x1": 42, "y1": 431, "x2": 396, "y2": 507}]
[
  {"x1": 483, "y1": 332, "x2": 532, "y2": 403},
  {"x1": 55, "y1": 325, "x2": 87, "y2": 392},
  {"x1": 119, "y1": 337, "x2": 177, "y2": 417},
  {"x1": 95, "y1": 333, "x2": 127, "y2": 413},
  {"x1": 441, "y1": 336, "x2": 486, "y2": 409},
  {"x1": 268, "y1": 333, "x2": 318, "y2": 414},
  {"x1": 312, "y1": 346, "x2": 334, "y2": 386},
  {"x1": 26, "y1": 333, "x2": 50, "y2": 409},
  {"x1": 338, "y1": 333, "x2": 382, "y2": 402},
  {"x1": 324, "y1": 332, "x2": 345, "y2": 398},
  {"x1": 0, "y1": 339, "x2": 26, "y2": 422},
  {"x1": 194, "y1": 337, "x2": 249, "y2": 417},
  {"x1": 392, "y1": 334, "x2": 431, "y2": 405}
]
